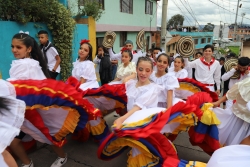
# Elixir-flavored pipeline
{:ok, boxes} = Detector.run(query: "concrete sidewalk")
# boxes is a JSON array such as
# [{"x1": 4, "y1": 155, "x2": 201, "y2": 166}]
[{"x1": 17, "y1": 112, "x2": 210, "y2": 167}]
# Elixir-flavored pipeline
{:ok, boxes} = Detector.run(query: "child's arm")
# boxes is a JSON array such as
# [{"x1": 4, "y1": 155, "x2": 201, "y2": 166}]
[
  {"x1": 167, "y1": 90, "x2": 173, "y2": 109},
  {"x1": 80, "y1": 77, "x2": 87, "y2": 84},
  {"x1": 114, "y1": 105, "x2": 141, "y2": 129},
  {"x1": 123, "y1": 73, "x2": 136, "y2": 83},
  {"x1": 212, "y1": 95, "x2": 227, "y2": 108},
  {"x1": 53, "y1": 55, "x2": 61, "y2": 72},
  {"x1": 111, "y1": 77, "x2": 121, "y2": 82}
]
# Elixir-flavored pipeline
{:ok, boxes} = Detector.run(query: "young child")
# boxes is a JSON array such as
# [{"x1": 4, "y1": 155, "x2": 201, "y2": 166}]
[
  {"x1": 110, "y1": 47, "x2": 136, "y2": 84},
  {"x1": 38, "y1": 30, "x2": 61, "y2": 79},
  {"x1": 221, "y1": 57, "x2": 250, "y2": 108},
  {"x1": 151, "y1": 47, "x2": 162, "y2": 71},
  {"x1": 168, "y1": 56, "x2": 188, "y2": 79},
  {"x1": 8, "y1": 33, "x2": 67, "y2": 167},
  {"x1": 93, "y1": 45, "x2": 112, "y2": 85},
  {"x1": 114, "y1": 57, "x2": 163, "y2": 129},
  {"x1": 150, "y1": 53, "x2": 180, "y2": 109},
  {"x1": 184, "y1": 44, "x2": 221, "y2": 94},
  {"x1": 72, "y1": 39, "x2": 99, "y2": 90}
]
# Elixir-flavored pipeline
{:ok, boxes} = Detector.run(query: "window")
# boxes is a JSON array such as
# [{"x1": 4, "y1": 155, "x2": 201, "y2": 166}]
[
  {"x1": 120, "y1": 32, "x2": 127, "y2": 47},
  {"x1": 78, "y1": 0, "x2": 105, "y2": 10},
  {"x1": 120, "y1": 0, "x2": 133, "y2": 14},
  {"x1": 145, "y1": 0, "x2": 153, "y2": 15},
  {"x1": 201, "y1": 38, "x2": 206, "y2": 44},
  {"x1": 194, "y1": 39, "x2": 198, "y2": 44},
  {"x1": 207, "y1": 38, "x2": 211, "y2": 43}
]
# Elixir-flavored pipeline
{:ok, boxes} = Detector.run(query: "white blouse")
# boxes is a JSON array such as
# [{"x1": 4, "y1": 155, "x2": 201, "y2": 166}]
[
  {"x1": 125, "y1": 79, "x2": 162, "y2": 111},
  {"x1": 226, "y1": 77, "x2": 250, "y2": 123},
  {"x1": 116, "y1": 62, "x2": 136, "y2": 80},
  {"x1": 72, "y1": 60, "x2": 97, "y2": 82},
  {"x1": 168, "y1": 68, "x2": 188, "y2": 79},
  {"x1": 150, "y1": 71, "x2": 179, "y2": 103},
  {"x1": 8, "y1": 58, "x2": 46, "y2": 81}
]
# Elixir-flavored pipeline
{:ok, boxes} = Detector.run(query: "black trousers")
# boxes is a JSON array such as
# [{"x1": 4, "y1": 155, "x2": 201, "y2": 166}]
[{"x1": 48, "y1": 70, "x2": 59, "y2": 79}]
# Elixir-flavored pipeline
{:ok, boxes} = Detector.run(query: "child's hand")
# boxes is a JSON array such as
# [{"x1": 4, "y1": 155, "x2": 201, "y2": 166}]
[
  {"x1": 113, "y1": 117, "x2": 125, "y2": 129},
  {"x1": 212, "y1": 101, "x2": 220, "y2": 108}
]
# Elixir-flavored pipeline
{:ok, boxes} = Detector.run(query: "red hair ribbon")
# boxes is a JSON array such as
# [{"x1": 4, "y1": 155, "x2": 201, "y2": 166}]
[
  {"x1": 120, "y1": 47, "x2": 129, "y2": 53},
  {"x1": 80, "y1": 39, "x2": 90, "y2": 45}
]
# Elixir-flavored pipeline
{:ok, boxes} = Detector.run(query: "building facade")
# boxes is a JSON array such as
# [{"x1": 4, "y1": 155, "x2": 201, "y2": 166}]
[
  {"x1": 68, "y1": 0, "x2": 159, "y2": 52},
  {"x1": 228, "y1": 24, "x2": 250, "y2": 41}
]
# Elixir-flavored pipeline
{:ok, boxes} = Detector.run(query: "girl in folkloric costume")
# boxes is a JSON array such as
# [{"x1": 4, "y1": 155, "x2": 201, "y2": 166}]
[
  {"x1": 168, "y1": 56, "x2": 188, "y2": 79},
  {"x1": 109, "y1": 47, "x2": 136, "y2": 84},
  {"x1": 72, "y1": 39, "x2": 99, "y2": 90},
  {"x1": 212, "y1": 77, "x2": 250, "y2": 146},
  {"x1": 149, "y1": 53, "x2": 181, "y2": 109},
  {"x1": 184, "y1": 44, "x2": 221, "y2": 94},
  {"x1": 8, "y1": 33, "x2": 67, "y2": 167}
]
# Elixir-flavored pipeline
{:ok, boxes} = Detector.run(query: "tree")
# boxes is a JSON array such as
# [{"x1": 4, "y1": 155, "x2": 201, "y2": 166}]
[
  {"x1": 203, "y1": 23, "x2": 215, "y2": 32},
  {"x1": 167, "y1": 14, "x2": 184, "y2": 29}
]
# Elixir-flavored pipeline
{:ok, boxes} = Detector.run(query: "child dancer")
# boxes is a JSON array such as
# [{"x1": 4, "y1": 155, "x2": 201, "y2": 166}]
[
  {"x1": 168, "y1": 56, "x2": 188, "y2": 79},
  {"x1": 93, "y1": 45, "x2": 112, "y2": 85},
  {"x1": 72, "y1": 39, "x2": 99, "y2": 90},
  {"x1": 110, "y1": 47, "x2": 136, "y2": 84},
  {"x1": 184, "y1": 45, "x2": 221, "y2": 94},
  {"x1": 150, "y1": 53, "x2": 180, "y2": 109},
  {"x1": 8, "y1": 33, "x2": 67, "y2": 167},
  {"x1": 114, "y1": 57, "x2": 162, "y2": 128}
]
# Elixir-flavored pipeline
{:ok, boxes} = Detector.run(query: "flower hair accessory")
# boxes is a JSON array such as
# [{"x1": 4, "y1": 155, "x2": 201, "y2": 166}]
[
  {"x1": 156, "y1": 51, "x2": 165, "y2": 59},
  {"x1": 120, "y1": 47, "x2": 129, "y2": 53},
  {"x1": 19, "y1": 30, "x2": 29, "y2": 35},
  {"x1": 80, "y1": 39, "x2": 90, "y2": 45}
]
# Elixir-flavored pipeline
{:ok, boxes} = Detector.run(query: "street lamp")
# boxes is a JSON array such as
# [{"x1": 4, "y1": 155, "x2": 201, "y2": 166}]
[{"x1": 241, "y1": 13, "x2": 246, "y2": 25}]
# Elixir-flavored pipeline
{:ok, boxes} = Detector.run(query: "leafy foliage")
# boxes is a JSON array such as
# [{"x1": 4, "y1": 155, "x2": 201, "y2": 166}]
[
  {"x1": 0, "y1": 0, "x2": 76, "y2": 81},
  {"x1": 76, "y1": 0, "x2": 104, "y2": 21},
  {"x1": 167, "y1": 14, "x2": 184, "y2": 29}
]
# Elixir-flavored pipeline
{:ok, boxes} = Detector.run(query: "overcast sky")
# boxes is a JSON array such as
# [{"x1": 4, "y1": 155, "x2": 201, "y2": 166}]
[{"x1": 156, "y1": 0, "x2": 250, "y2": 26}]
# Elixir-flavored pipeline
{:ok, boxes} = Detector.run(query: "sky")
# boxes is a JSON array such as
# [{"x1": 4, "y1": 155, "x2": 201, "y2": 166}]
[{"x1": 156, "y1": 0, "x2": 250, "y2": 26}]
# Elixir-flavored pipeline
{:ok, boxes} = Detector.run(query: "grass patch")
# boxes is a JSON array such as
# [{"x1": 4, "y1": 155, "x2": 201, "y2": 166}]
[{"x1": 228, "y1": 46, "x2": 240, "y2": 56}]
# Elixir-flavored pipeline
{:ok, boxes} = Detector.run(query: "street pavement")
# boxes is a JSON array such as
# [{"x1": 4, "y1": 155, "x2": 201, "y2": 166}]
[{"x1": 17, "y1": 112, "x2": 210, "y2": 167}]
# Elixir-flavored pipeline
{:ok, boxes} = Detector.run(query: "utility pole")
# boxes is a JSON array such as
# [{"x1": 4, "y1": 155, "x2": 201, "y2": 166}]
[
  {"x1": 241, "y1": 13, "x2": 246, "y2": 25},
  {"x1": 161, "y1": 0, "x2": 168, "y2": 51},
  {"x1": 233, "y1": 0, "x2": 240, "y2": 41}
]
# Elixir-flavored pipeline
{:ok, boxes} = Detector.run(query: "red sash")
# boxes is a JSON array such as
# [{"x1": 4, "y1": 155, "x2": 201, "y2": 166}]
[{"x1": 200, "y1": 57, "x2": 215, "y2": 70}]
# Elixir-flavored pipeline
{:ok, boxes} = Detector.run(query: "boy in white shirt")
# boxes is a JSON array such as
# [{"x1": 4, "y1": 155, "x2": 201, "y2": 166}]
[{"x1": 38, "y1": 30, "x2": 61, "y2": 79}]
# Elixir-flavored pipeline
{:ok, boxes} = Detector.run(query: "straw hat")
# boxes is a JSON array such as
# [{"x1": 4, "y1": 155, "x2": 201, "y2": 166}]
[
  {"x1": 102, "y1": 31, "x2": 116, "y2": 48},
  {"x1": 136, "y1": 29, "x2": 145, "y2": 50},
  {"x1": 176, "y1": 36, "x2": 195, "y2": 58},
  {"x1": 224, "y1": 58, "x2": 240, "y2": 79}
]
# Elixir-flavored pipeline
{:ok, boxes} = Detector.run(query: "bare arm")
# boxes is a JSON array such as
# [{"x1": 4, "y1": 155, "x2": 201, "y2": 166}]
[
  {"x1": 114, "y1": 105, "x2": 141, "y2": 129},
  {"x1": 111, "y1": 77, "x2": 121, "y2": 82},
  {"x1": 123, "y1": 73, "x2": 136, "y2": 83},
  {"x1": 80, "y1": 77, "x2": 87, "y2": 84},
  {"x1": 53, "y1": 55, "x2": 61, "y2": 71},
  {"x1": 167, "y1": 90, "x2": 173, "y2": 109},
  {"x1": 212, "y1": 95, "x2": 227, "y2": 108}
]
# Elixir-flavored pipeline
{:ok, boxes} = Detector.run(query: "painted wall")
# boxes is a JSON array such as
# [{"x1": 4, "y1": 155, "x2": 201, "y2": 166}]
[
  {"x1": 0, "y1": 21, "x2": 89, "y2": 80},
  {"x1": 68, "y1": 0, "x2": 158, "y2": 31}
]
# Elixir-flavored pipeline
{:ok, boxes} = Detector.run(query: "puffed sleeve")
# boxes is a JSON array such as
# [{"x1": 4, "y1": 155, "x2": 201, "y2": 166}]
[
  {"x1": 164, "y1": 74, "x2": 180, "y2": 90},
  {"x1": 226, "y1": 83, "x2": 239, "y2": 100},
  {"x1": 178, "y1": 69, "x2": 188, "y2": 79},
  {"x1": 131, "y1": 62, "x2": 136, "y2": 73},
  {"x1": 134, "y1": 84, "x2": 163, "y2": 110},
  {"x1": 79, "y1": 62, "x2": 96, "y2": 80}
]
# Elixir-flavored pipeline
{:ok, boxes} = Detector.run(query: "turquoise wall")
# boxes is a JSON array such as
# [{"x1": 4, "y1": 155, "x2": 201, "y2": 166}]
[
  {"x1": 0, "y1": 21, "x2": 88, "y2": 79},
  {"x1": 68, "y1": 0, "x2": 158, "y2": 28}
]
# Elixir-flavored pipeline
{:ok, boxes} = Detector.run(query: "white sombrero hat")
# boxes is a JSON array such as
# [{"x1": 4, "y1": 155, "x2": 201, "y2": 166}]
[
  {"x1": 102, "y1": 31, "x2": 116, "y2": 48},
  {"x1": 136, "y1": 29, "x2": 145, "y2": 50}
]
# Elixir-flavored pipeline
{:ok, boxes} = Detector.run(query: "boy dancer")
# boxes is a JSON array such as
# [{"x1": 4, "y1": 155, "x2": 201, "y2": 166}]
[{"x1": 38, "y1": 30, "x2": 61, "y2": 79}]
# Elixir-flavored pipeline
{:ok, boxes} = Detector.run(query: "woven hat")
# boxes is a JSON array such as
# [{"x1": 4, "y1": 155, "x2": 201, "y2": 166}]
[
  {"x1": 176, "y1": 36, "x2": 195, "y2": 58},
  {"x1": 224, "y1": 58, "x2": 240, "y2": 79},
  {"x1": 102, "y1": 31, "x2": 116, "y2": 48},
  {"x1": 136, "y1": 29, "x2": 145, "y2": 50}
]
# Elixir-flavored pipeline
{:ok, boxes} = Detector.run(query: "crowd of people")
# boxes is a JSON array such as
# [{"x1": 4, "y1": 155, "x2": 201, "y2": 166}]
[{"x1": 0, "y1": 30, "x2": 250, "y2": 167}]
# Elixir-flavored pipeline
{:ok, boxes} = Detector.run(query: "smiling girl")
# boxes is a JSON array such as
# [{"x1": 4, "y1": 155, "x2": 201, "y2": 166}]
[
  {"x1": 168, "y1": 56, "x2": 188, "y2": 79},
  {"x1": 110, "y1": 47, "x2": 136, "y2": 84},
  {"x1": 72, "y1": 39, "x2": 99, "y2": 90},
  {"x1": 114, "y1": 57, "x2": 162, "y2": 129},
  {"x1": 150, "y1": 53, "x2": 180, "y2": 109}
]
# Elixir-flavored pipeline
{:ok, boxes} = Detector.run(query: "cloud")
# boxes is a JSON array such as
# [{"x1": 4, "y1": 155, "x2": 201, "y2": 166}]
[{"x1": 157, "y1": 0, "x2": 250, "y2": 26}]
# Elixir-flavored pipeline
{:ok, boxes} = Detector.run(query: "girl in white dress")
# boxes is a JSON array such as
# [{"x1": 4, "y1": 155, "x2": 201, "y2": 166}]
[
  {"x1": 72, "y1": 39, "x2": 99, "y2": 90},
  {"x1": 114, "y1": 57, "x2": 162, "y2": 129},
  {"x1": 8, "y1": 33, "x2": 67, "y2": 167},
  {"x1": 150, "y1": 53, "x2": 180, "y2": 109},
  {"x1": 110, "y1": 47, "x2": 136, "y2": 84},
  {"x1": 168, "y1": 56, "x2": 188, "y2": 79}
]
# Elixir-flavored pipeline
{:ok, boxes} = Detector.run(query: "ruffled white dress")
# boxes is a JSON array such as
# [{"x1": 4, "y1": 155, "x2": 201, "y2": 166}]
[
  {"x1": 8, "y1": 58, "x2": 46, "y2": 81},
  {"x1": 150, "y1": 71, "x2": 181, "y2": 108},
  {"x1": 168, "y1": 68, "x2": 188, "y2": 79},
  {"x1": 109, "y1": 62, "x2": 136, "y2": 85},
  {"x1": 212, "y1": 77, "x2": 250, "y2": 146},
  {"x1": 72, "y1": 60, "x2": 99, "y2": 90},
  {"x1": 126, "y1": 79, "x2": 163, "y2": 111}
]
